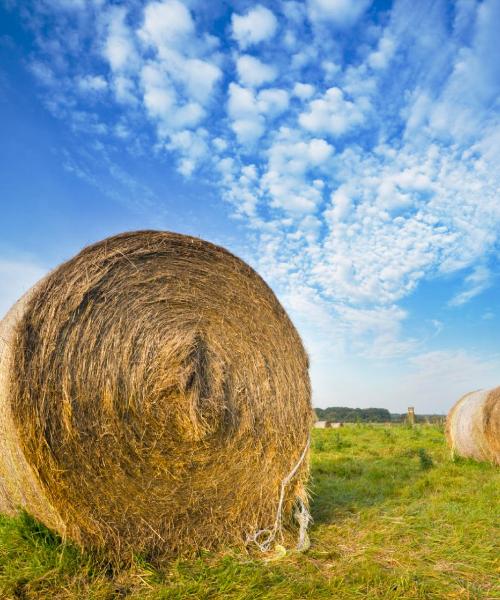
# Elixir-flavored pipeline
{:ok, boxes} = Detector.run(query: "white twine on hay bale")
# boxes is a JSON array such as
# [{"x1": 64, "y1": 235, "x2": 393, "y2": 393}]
[{"x1": 246, "y1": 436, "x2": 312, "y2": 553}]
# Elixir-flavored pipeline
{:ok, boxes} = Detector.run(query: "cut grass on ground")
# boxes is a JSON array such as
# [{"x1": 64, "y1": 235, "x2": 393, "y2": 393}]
[{"x1": 1, "y1": 424, "x2": 499, "y2": 599}]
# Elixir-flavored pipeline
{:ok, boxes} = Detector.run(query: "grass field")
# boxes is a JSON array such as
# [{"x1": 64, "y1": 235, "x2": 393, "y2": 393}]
[{"x1": 0, "y1": 424, "x2": 498, "y2": 599}]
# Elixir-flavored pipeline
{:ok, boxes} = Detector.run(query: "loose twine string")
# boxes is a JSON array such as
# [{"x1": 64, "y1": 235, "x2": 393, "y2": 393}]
[{"x1": 246, "y1": 436, "x2": 312, "y2": 553}]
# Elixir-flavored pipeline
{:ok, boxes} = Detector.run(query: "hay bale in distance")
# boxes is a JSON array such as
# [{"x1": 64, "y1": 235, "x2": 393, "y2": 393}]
[
  {"x1": 314, "y1": 421, "x2": 343, "y2": 429},
  {"x1": 0, "y1": 231, "x2": 312, "y2": 560},
  {"x1": 446, "y1": 388, "x2": 500, "y2": 464}
]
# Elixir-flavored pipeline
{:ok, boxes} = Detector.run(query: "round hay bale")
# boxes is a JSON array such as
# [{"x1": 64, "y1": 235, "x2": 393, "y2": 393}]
[
  {"x1": 446, "y1": 388, "x2": 500, "y2": 465},
  {"x1": 0, "y1": 231, "x2": 312, "y2": 560},
  {"x1": 483, "y1": 387, "x2": 500, "y2": 461}
]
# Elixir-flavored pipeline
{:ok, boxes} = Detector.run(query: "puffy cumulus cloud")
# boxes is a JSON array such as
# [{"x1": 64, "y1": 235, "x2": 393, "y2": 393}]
[
  {"x1": 267, "y1": 130, "x2": 334, "y2": 172},
  {"x1": 138, "y1": 1, "x2": 222, "y2": 109},
  {"x1": 259, "y1": 129, "x2": 333, "y2": 214},
  {"x1": 231, "y1": 5, "x2": 278, "y2": 49},
  {"x1": 307, "y1": 0, "x2": 372, "y2": 27},
  {"x1": 167, "y1": 129, "x2": 210, "y2": 176},
  {"x1": 367, "y1": 34, "x2": 396, "y2": 70},
  {"x1": 325, "y1": 185, "x2": 352, "y2": 222},
  {"x1": 236, "y1": 55, "x2": 277, "y2": 88},
  {"x1": 299, "y1": 87, "x2": 368, "y2": 137},
  {"x1": 179, "y1": 59, "x2": 222, "y2": 104},
  {"x1": 227, "y1": 83, "x2": 265, "y2": 145},
  {"x1": 102, "y1": 6, "x2": 138, "y2": 73},
  {"x1": 257, "y1": 88, "x2": 289, "y2": 116},
  {"x1": 138, "y1": 0, "x2": 194, "y2": 50},
  {"x1": 293, "y1": 82, "x2": 315, "y2": 99},
  {"x1": 227, "y1": 85, "x2": 290, "y2": 146},
  {"x1": 140, "y1": 61, "x2": 203, "y2": 129}
]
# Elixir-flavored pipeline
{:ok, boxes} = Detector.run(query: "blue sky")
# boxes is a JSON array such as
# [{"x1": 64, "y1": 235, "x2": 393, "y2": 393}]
[{"x1": 1, "y1": 0, "x2": 499, "y2": 413}]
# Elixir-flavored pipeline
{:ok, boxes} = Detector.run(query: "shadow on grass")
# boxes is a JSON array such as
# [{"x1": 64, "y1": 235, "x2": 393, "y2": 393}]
[{"x1": 310, "y1": 451, "x2": 432, "y2": 525}]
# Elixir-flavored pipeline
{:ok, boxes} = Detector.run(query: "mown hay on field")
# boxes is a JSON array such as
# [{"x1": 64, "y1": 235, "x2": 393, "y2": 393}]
[
  {"x1": 0, "y1": 230, "x2": 312, "y2": 560},
  {"x1": 446, "y1": 388, "x2": 500, "y2": 465}
]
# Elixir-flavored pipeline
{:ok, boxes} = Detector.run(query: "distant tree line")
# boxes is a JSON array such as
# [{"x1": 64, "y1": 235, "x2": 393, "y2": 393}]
[
  {"x1": 315, "y1": 407, "x2": 391, "y2": 423},
  {"x1": 314, "y1": 407, "x2": 445, "y2": 424}
]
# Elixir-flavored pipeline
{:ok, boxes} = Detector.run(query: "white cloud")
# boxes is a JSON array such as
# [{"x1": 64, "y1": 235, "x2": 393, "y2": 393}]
[
  {"x1": 336, "y1": 304, "x2": 417, "y2": 358},
  {"x1": 308, "y1": 138, "x2": 333, "y2": 164},
  {"x1": 257, "y1": 129, "x2": 333, "y2": 215},
  {"x1": 400, "y1": 0, "x2": 500, "y2": 147},
  {"x1": 140, "y1": 62, "x2": 204, "y2": 133},
  {"x1": 307, "y1": 0, "x2": 372, "y2": 27},
  {"x1": 236, "y1": 55, "x2": 277, "y2": 88},
  {"x1": 51, "y1": 0, "x2": 85, "y2": 9},
  {"x1": 78, "y1": 74, "x2": 107, "y2": 93},
  {"x1": 257, "y1": 88, "x2": 289, "y2": 117},
  {"x1": 138, "y1": 2, "x2": 221, "y2": 106},
  {"x1": 448, "y1": 265, "x2": 492, "y2": 307},
  {"x1": 112, "y1": 75, "x2": 137, "y2": 105},
  {"x1": 180, "y1": 58, "x2": 222, "y2": 103},
  {"x1": 325, "y1": 185, "x2": 352, "y2": 222},
  {"x1": 299, "y1": 87, "x2": 367, "y2": 136},
  {"x1": 293, "y1": 82, "x2": 315, "y2": 99},
  {"x1": 168, "y1": 129, "x2": 209, "y2": 176},
  {"x1": 227, "y1": 83, "x2": 264, "y2": 145},
  {"x1": 140, "y1": 62, "x2": 175, "y2": 119},
  {"x1": 102, "y1": 7, "x2": 137, "y2": 72},
  {"x1": 322, "y1": 60, "x2": 341, "y2": 80},
  {"x1": 290, "y1": 46, "x2": 318, "y2": 71},
  {"x1": 30, "y1": 61, "x2": 56, "y2": 86},
  {"x1": 101, "y1": 7, "x2": 140, "y2": 105},
  {"x1": 212, "y1": 137, "x2": 228, "y2": 152},
  {"x1": 138, "y1": 0, "x2": 194, "y2": 51},
  {"x1": 226, "y1": 85, "x2": 289, "y2": 145},
  {"x1": 231, "y1": 5, "x2": 278, "y2": 49},
  {"x1": 367, "y1": 34, "x2": 396, "y2": 70}
]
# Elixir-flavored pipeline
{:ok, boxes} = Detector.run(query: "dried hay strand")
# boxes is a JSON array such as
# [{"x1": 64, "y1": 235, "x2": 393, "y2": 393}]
[
  {"x1": 446, "y1": 388, "x2": 500, "y2": 465},
  {"x1": 0, "y1": 230, "x2": 312, "y2": 560}
]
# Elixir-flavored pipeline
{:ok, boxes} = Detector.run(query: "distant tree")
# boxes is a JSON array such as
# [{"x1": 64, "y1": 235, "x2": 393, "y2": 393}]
[{"x1": 314, "y1": 407, "x2": 391, "y2": 423}]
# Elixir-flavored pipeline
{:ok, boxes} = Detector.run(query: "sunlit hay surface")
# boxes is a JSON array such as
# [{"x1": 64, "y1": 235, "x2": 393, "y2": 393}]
[
  {"x1": 446, "y1": 388, "x2": 500, "y2": 465},
  {"x1": 0, "y1": 230, "x2": 311, "y2": 561},
  {"x1": 483, "y1": 387, "x2": 500, "y2": 463}
]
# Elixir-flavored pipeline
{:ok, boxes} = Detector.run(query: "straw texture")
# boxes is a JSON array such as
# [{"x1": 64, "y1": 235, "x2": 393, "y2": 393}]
[
  {"x1": 446, "y1": 388, "x2": 500, "y2": 465},
  {"x1": 0, "y1": 231, "x2": 312, "y2": 560}
]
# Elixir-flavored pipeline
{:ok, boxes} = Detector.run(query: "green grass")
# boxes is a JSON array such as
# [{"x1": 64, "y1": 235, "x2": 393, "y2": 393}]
[{"x1": 1, "y1": 425, "x2": 499, "y2": 599}]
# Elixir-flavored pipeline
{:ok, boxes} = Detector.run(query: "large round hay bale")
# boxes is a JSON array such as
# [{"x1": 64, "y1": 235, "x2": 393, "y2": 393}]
[
  {"x1": 446, "y1": 388, "x2": 500, "y2": 465},
  {"x1": 0, "y1": 231, "x2": 311, "y2": 559}
]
